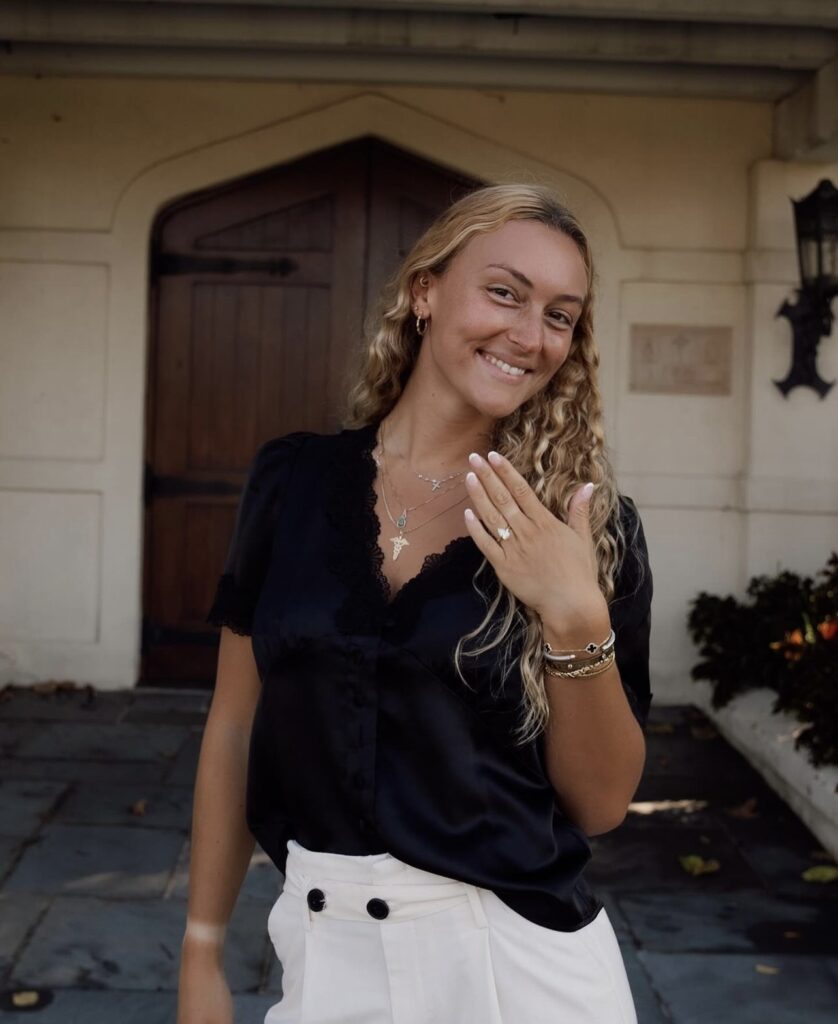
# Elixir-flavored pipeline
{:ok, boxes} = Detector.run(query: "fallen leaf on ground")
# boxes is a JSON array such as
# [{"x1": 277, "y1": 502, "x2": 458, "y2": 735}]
[
  {"x1": 31, "y1": 680, "x2": 84, "y2": 695},
  {"x1": 690, "y1": 724, "x2": 718, "y2": 740},
  {"x1": 11, "y1": 991, "x2": 42, "y2": 1008},
  {"x1": 801, "y1": 865, "x2": 838, "y2": 883},
  {"x1": 678, "y1": 854, "x2": 720, "y2": 875},
  {"x1": 646, "y1": 722, "x2": 675, "y2": 734}
]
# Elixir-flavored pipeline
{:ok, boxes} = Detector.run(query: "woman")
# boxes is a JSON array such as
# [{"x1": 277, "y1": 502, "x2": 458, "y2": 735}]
[{"x1": 177, "y1": 183, "x2": 653, "y2": 1024}]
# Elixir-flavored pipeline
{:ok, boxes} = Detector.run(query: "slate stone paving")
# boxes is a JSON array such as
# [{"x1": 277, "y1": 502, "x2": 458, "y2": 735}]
[{"x1": 0, "y1": 684, "x2": 835, "y2": 1022}]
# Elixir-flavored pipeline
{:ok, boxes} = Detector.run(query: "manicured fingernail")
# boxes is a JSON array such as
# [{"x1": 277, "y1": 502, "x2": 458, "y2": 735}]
[
  {"x1": 468, "y1": 452, "x2": 482, "y2": 466},
  {"x1": 487, "y1": 450, "x2": 502, "y2": 465}
]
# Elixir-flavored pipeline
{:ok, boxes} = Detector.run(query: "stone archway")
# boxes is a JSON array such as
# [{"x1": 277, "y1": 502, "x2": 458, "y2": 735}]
[{"x1": 106, "y1": 92, "x2": 622, "y2": 684}]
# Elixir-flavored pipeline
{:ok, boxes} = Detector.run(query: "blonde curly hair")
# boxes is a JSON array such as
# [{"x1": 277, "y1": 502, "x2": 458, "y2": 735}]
[{"x1": 340, "y1": 182, "x2": 643, "y2": 747}]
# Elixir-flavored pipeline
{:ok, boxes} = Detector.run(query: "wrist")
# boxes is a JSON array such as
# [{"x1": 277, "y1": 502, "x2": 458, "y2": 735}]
[
  {"x1": 181, "y1": 934, "x2": 225, "y2": 968},
  {"x1": 539, "y1": 599, "x2": 610, "y2": 652},
  {"x1": 181, "y1": 919, "x2": 227, "y2": 961}
]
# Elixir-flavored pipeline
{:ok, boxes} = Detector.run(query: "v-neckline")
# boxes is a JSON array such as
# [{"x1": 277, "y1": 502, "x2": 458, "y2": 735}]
[{"x1": 356, "y1": 421, "x2": 475, "y2": 611}]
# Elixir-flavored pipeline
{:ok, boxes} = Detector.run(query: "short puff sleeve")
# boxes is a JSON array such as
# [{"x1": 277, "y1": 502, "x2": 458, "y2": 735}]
[
  {"x1": 205, "y1": 431, "x2": 311, "y2": 636},
  {"x1": 608, "y1": 494, "x2": 654, "y2": 731}
]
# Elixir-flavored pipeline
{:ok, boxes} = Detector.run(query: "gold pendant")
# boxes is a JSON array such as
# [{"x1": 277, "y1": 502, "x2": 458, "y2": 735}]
[{"x1": 390, "y1": 534, "x2": 409, "y2": 560}]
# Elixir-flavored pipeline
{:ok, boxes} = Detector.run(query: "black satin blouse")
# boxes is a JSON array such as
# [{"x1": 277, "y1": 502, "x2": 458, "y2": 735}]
[{"x1": 206, "y1": 420, "x2": 654, "y2": 932}]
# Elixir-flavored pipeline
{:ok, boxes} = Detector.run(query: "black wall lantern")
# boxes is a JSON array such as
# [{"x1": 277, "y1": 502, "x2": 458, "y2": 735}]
[{"x1": 774, "y1": 178, "x2": 837, "y2": 399}]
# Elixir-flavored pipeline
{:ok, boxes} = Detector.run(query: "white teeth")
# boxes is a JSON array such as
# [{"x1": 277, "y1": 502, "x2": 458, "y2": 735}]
[{"x1": 479, "y1": 350, "x2": 528, "y2": 376}]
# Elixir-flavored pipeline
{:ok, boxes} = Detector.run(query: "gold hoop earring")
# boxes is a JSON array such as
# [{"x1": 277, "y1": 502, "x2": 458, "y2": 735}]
[{"x1": 415, "y1": 314, "x2": 428, "y2": 336}]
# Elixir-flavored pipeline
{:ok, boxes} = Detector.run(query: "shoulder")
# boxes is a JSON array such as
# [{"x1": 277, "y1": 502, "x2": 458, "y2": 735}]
[
  {"x1": 612, "y1": 493, "x2": 647, "y2": 551},
  {"x1": 609, "y1": 493, "x2": 653, "y2": 608},
  {"x1": 246, "y1": 424, "x2": 369, "y2": 490},
  {"x1": 249, "y1": 429, "x2": 314, "y2": 475},
  {"x1": 614, "y1": 493, "x2": 641, "y2": 533},
  {"x1": 244, "y1": 429, "x2": 322, "y2": 495}
]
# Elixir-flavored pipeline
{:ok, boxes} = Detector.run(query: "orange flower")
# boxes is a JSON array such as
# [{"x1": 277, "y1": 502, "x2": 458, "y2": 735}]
[{"x1": 769, "y1": 618, "x2": 835, "y2": 660}]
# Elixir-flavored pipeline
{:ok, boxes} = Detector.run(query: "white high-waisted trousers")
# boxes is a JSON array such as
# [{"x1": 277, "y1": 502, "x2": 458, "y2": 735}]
[{"x1": 264, "y1": 838, "x2": 638, "y2": 1024}]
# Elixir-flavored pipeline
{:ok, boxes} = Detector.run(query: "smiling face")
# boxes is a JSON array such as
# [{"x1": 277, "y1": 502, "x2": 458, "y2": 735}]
[{"x1": 410, "y1": 218, "x2": 590, "y2": 422}]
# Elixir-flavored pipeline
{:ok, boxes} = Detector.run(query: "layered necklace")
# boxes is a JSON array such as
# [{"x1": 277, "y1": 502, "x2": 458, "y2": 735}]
[{"x1": 373, "y1": 420, "x2": 474, "y2": 561}]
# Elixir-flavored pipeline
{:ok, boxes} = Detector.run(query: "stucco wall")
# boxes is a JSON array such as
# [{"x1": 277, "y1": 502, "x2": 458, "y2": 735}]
[{"x1": 0, "y1": 77, "x2": 835, "y2": 695}]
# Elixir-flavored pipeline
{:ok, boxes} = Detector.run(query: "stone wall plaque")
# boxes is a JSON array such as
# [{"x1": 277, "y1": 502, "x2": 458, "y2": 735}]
[{"x1": 629, "y1": 324, "x2": 732, "y2": 395}]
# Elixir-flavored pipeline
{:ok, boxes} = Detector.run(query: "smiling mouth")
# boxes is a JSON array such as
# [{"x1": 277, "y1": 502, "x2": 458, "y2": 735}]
[{"x1": 476, "y1": 349, "x2": 533, "y2": 377}]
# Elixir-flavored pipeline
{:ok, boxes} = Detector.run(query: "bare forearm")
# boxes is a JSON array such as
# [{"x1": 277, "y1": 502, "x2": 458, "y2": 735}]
[
  {"x1": 184, "y1": 712, "x2": 256, "y2": 959},
  {"x1": 540, "y1": 611, "x2": 645, "y2": 835}
]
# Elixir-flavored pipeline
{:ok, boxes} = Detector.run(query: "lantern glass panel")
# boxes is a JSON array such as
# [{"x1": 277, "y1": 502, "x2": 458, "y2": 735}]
[
  {"x1": 798, "y1": 239, "x2": 820, "y2": 287},
  {"x1": 823, "y1": 236, "x2": 838, "y2": 297}
]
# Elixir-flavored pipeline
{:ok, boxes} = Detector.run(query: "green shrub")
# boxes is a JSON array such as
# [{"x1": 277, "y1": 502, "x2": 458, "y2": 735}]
[{"x1": 686, "y1": 551, "x2": 837, "y2": 767}]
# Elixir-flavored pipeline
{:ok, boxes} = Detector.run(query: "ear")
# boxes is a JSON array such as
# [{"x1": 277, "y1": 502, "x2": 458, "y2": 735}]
[{"x1": 410, "y1": 271, "x2": 432, "y2": 315}]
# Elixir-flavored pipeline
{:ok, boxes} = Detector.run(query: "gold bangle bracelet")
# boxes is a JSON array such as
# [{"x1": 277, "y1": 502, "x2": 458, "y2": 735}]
[{"x1": 543, "y1": 649, "x2": 616, "y2": 679}]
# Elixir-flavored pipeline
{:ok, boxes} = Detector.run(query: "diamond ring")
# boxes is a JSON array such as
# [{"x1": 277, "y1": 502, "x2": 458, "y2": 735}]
[{"x1": 497, "y1": 525, "x2": 512, "y2": 541}]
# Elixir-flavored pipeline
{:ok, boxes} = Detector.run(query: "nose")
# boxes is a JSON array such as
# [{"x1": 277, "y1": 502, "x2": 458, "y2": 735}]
[{"x1": 507, "y1": 306, "x2": 543, "y2": 357}]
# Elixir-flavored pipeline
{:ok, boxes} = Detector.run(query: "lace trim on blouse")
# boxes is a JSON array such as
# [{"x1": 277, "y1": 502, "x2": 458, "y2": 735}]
[{"x1": 325, "y1": 421, "x2": 479, "y2": 635}]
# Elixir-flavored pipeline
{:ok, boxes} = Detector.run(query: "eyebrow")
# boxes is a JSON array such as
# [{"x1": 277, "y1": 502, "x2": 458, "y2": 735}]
[{"x1": 485, "y1": 263, "x2": 585, "y2": 306}]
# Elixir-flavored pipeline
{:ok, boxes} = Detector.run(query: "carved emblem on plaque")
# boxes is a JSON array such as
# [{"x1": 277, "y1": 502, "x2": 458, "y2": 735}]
[{"x1": 629, "y1": 324, "x2": 732, "y2": 395}]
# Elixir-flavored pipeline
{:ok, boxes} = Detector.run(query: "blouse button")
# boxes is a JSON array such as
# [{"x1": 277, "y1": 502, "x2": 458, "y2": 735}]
[
  {"x1": 306, "y1": 887, "x2": 326, "y2": 912},
  {"x1": 366, "y1": 897, "x2": 389, "y2": 920}
]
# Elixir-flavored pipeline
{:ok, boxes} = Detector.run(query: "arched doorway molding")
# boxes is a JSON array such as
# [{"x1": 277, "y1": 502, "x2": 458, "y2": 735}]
[{"x1": 106, "y1": 91, "x2": 623, "y2": 681}]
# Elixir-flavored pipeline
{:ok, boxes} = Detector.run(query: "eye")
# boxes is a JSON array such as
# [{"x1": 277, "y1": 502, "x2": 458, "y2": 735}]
[{"x1": 489, "y1": 287, "x2": 574, "y2": 328}]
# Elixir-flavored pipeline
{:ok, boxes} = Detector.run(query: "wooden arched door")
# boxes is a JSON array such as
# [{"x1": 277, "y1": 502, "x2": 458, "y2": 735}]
[{"x1": 141, "y1": 137, "x2": 481, "y2": 685}]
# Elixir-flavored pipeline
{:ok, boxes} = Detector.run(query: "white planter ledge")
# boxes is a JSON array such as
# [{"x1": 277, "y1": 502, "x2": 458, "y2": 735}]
[{"x1": 689, "y1": 680, "x2": 838, "y2": 862}]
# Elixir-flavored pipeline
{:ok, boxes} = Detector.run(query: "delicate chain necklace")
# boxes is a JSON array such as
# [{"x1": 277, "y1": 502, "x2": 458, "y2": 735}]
[
  {"x1": 374, "y1": 422, "x2": 470, "y2": 561},
  {"x1": 373, "y1": 419, "x2": 464, "y2": 514},
  {"x1": 380, "y1": 476, "x2": 469, "y2": 560},
  {"x1": 373, "y1": 443, "x2": 462, "y2": 514},
  {"x1": 414, "y1": 466, "x2": 468, "y2": 491},
  {"x1": 376, "y1": 418, "x2": 471, "y2": 492},
  {"x1": 373, "y1": 436, "x2": 468, "y2": 494}
]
